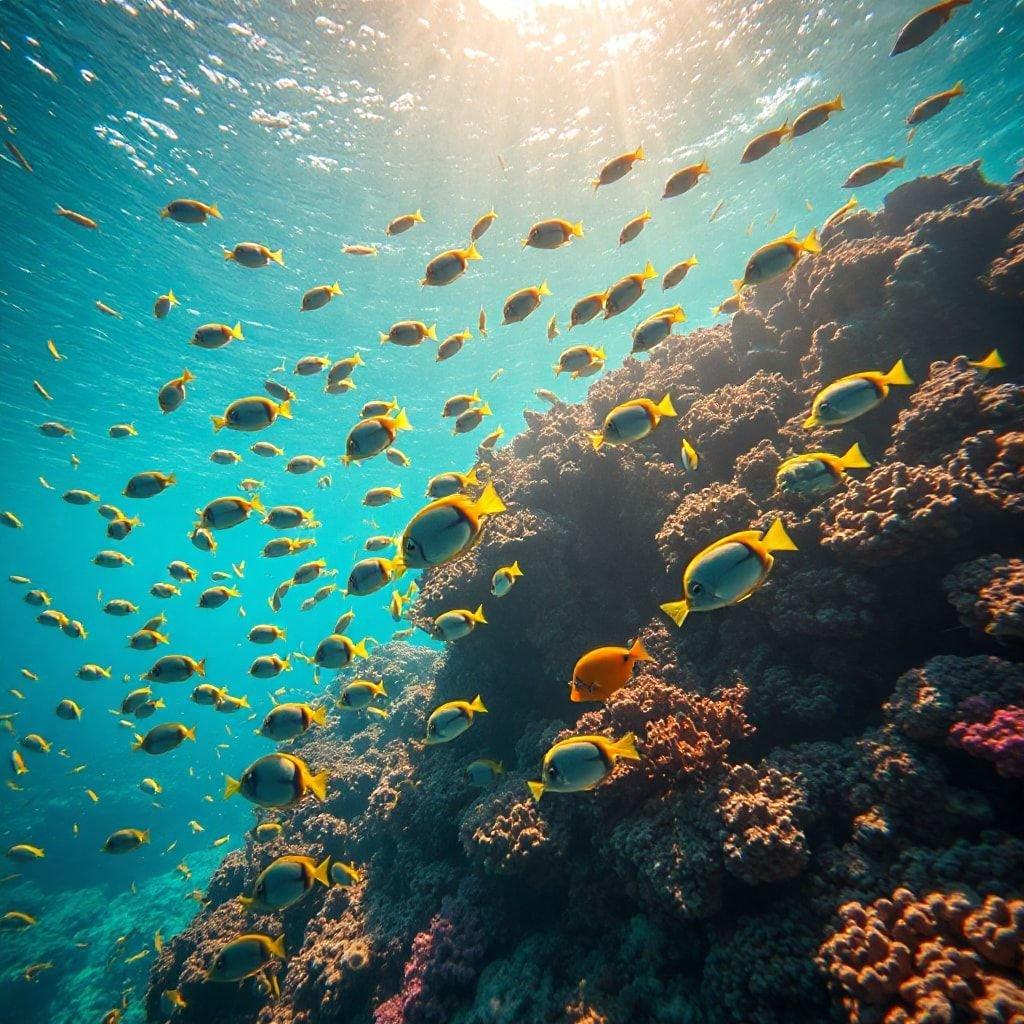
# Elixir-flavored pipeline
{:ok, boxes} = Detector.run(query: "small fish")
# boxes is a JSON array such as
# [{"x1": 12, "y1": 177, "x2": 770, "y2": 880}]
[
  {"x1": 436, "y1": 330, "x2": 473, "y2": 363},
  {"x1": 294, "y1": 355, "x2": 331, "y2": 376},
  {"x1": 604, "y1": 262, "x2": 657, "y2": 318},
  {"x1": 523, "y1": 218, "x2": 583, "y2": 250},
  {"x1": 741, "y1": 229, "x2": 820, "y2": 287},
  {"x1": 239, "y1": 854, "x2": 330, "y2": 913},
  {"x1": 56, "y1": 204, "x2": 98, "y2": 229},
  {"x1": 259, "y1": 703, "x2": 327, "y2": 742},
  {"x1": 212, "y1": 396, "x2": 291, "y2": 433},
  {"x1": 631, "y1": 306, "x2": 686, "y2": 355},
  {"x1": 502, "y1": 282, "x2": 551, "y2": 324},
  {"x1": 465, "y1": 759, "x2": 505, "y2": 787},
  {"x1": 660, "y1": 518, "x2": 797, "y2": 626},
  {"x1": 471, "y1": 208, "x2": 498, "y2": 240},
  {"x1": 969, "y1": 349, "x2": 1006, "y2": 373},
  {"x1": 1, "y1": 511, "x2": 24, "y2": 529},
  {"x1": 95, "y1": 300, "x2": 121, "y2": 318},
  {"x1": 133, "y1": 723, "x2": 197, "y2": 754},
  {"x1": 432, "y1": 605, "x2": 487, "y2": 642},
  {"x1": 708, "y1": 200, "x2": 725, "y2": 222},
  {"x1": 161, "y1": 198, "x2": 221, "y2": 223},
  {"x1": 396, "y1": 483, "x2": 506, "y2": 570},
  {"x1": 478, "y1": 308, "x2": 488, "y2": 337},
  {"x1": 424, "y1": 696, "x2": 487, "y2": 744},
  {"x1": 153, "y1": 290, "x2": 179, "y2": 319},
  {"x1": 33, "y1": 380, "x2": 52, "y2": 401},
  {"x1": 338, "y1": 679, "x2": 387, "y2": 715},
  {"x1": 343, "y1": 243, "x2": 377, "y2": 256},
  {"x1": 224, "y1": 752, "x2": 327, "y2": 808},
  {"x1": 453, "y1": 404, "x2": 492, "y2": 435},
  {"x1": 804, "y1": 359, "x2": 914, "y2": 428},
  {"x1": 554, "y1": 345, "x2": 604, "y2": 379},
  {"x1": 891, "y1": 0, "x2": 971, "y2": 57},
  {"x1": 102, "y1": 828, "x2": 150, "y2": 854},
  {"x1": 663, "y1": 160, "x2": 710, "y2": 199},
  {"x1": 907, "y1": 81, "x2": 965, "y2": 126},
  {"x1": 300, "y1": 282, "x2": 343, "y2": 312},
  {"x1": 662, "y1": 256, "x2": 698, "y2": 292},
  {"x1": 254, "y1": 822, "x2": 283, "y2": 842},
  {"x1": 422, "y1": 242, "x2": 482, "y2": 286},
  {"x1": 379, "y1": 321, "x2": 436, "y2": 347},
  {"x1": 822, "y1": 197, "x2": 859, "y2": 234},
  {"x1": 590, "y1": 395, "x2": 675, "y2": 450},
  {"x1": 206, "y1": 934, "x2": 286, "y2": 982},
  {"x1": 46, "y1": 339, "x2": 65, "y2": 361},
  {"x1": 528, "y1": 733, "x2": 639, "y2": 800},
  {"x1": 591, "y1": 146, "x2": 644, "y2": 189},
  {"x1": 479, "y1": 426, "x2": 504, "y2": 450},
  {"x1": 791, "y1": 95, "x2": 845, "y2": 138},
  {"x1": 386, "y1": 209, "x2": 424, "y2": 236},
  {"x1": 491, "y1": 561, "x2": 523, "y2": 597},
  {"x1": 223, "y1": 242, "x2": 284, "y2": 268},
  {"x1": 776, "y1": 443, "x2": 871, "y2": 496},
  {"x1": 330, "y1": 861, "x2": 363, "y2": 886},
  {"x1": 740, "y1": 122, "x2": 790, "y2": 164},
  {"x1": 193, "y1": 322, "x2": 244, "y2": 350},
  {"x1": 363, "y1": 485, "x2": 402, "y2": 507},
  {"x1": 5, "y1": 140, "x2": 32, "y2": 172},
  {"x1": 843, "y1": 157, "x2": 905, "y2": 189},
  {"x1": 681, "y1": 438, "x2": 700, "y2": 473}
]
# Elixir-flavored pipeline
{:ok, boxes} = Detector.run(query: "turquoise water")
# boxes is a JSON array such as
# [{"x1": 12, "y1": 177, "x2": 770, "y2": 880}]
[{"x1": 0, "y1": 0, "x2": 1021, "y2": 1020}]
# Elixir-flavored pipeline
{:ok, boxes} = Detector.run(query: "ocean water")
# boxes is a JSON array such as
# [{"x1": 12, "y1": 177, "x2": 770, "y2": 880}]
[{"x1": 0, "y1": 0, "x2": 1021, "y2": 1021}]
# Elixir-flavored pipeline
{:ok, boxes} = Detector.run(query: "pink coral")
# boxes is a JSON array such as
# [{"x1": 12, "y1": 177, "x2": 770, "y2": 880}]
[{"x1": 950, "y1": 706, "x2": 1024, "y2": 779}]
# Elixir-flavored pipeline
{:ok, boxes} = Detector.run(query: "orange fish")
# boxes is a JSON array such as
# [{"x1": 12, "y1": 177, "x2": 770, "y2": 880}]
[{"x1": 569, "y1": 637, "x2": 653, "y2": 702}]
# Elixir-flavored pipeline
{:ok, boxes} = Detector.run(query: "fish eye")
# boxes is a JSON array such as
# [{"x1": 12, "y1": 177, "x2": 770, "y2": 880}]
[
  {"x1": 689, "y1": 581, "x2": 703, "y2": 596},
  {"x1": 341, "y1": 692, "x2": 350, "y2": 705},
  {"x1": 547, "y1": 764, "x2": 559, "y2": 779}
]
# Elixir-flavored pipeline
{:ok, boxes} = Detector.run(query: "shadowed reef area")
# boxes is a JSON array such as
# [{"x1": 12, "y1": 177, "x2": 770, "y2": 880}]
[{"x1": 147, "y1": 164, "x2": 1024, "y2": 1024}]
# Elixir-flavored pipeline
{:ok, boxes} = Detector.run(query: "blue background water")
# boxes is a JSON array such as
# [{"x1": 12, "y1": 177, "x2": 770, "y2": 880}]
[{"x1": 0, "y1": 0, "x2": 1021, "y2": 1020}]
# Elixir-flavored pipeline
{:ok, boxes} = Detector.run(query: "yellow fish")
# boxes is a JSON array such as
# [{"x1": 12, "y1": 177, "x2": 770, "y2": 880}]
[{"x1": 804, "y1": 360, "x2": 913, "y2": 428}]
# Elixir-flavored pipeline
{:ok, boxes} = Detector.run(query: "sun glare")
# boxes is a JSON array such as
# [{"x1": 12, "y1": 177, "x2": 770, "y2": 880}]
[{"x1": 479, "y1": 0, "x2": 638, "y2": 23}]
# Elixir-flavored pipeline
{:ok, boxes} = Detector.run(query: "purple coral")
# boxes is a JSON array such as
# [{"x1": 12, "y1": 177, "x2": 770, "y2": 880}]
[{"x1": 950, "y1": 706, "x2": 1024, "y2": 778}]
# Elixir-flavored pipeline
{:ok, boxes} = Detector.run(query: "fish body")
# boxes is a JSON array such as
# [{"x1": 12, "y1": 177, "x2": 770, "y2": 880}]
[
  {"x1": 604, "y1": 262, "x2": 657, "y2": 317},
  {"x1": 592, "y1": 146, "x2": 644, "y2": 189},
  {"x1": 570, "y1": 638, "x2": 653, "y2": 702},
  {"x1": 397, "y1": 483, "x2": 506, "y2": 570},
  {"x1": 502, "y1": 282, "x2": 551, "y2": 324},
  {"x1": 590, "y1": 395, "x2": 675, "y2": 450},
  {"x1": 843, "y1": 157, "x2": 905, "y2": 188},
  {"x1": 424, "y1": 696, "x2": 487, "y2": 744},
  {"x1": 133, "y1": 723, "x2": 196, "y2": 754},
  {"x1": 805, "y1": 360, "x2": 914, "y2": 427},
  {"x1": 528, "y1": 733, "x2": 639, "y2": 800},
  {"x1": 742, "y1": 229, "x2": 820, "y2": 286},
  {"x1": 224, "y1": 753, "x2": 326, "y2": 808},
  {"x1": 663, "y1": 161, "x2": 710, "y2": 199},
  {"x1": 224, "y1": 243, "x2": 283, "y2": 268},
  {"x1": 907, "y1": 81, "x2": 965, "y2": 125},
  {"x1": 791, "y1": 95, "x2": 844, "y2": 138},
  {"x1": 776, "y1": 443, "x2": 871, "y2": 495},
  {"x1": 891, "y1": 0, "x2": 971, "y2": 56},
  {"x1": 740, "y1": 123, "x2": 790, "y2": 163}
]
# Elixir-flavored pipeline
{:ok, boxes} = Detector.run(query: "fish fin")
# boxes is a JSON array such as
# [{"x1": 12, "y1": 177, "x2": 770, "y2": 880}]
[
  {"x1": 269, "y1": 249, "x2": 284, "y2": 265},
  {"x1": 833, "y1": 93, "x2": 845, "y2": 111},
  {"x1": 379, "y1": 332, "x2": 390, "y2": 345},
  {"x1": 589, "y1": 432, "x2": 606, "y2": 450},
  {"x1": 167, "y1": 290, "x2": 178, "y2": 305},
  {"x1": 800, "y1": 228, "x2": 822, "y2": 254},
  {"x1": 195, "y1": 659, "x2": 207, "y2": 678},
  {"x1": 238, "y1": 895, "x2": 254, "y2": 910},
  {"x1": 839, "y1": 443, "x2": 871, "y2": 470},
  {"x1": 352, "y1": 639, "x2": 369, "y2": 659},
  {"x1": 802, "y1": 413, "x2": 819, "y2": 429},
  {"x1": 307, "y1": 770, "x2": 328, "y2": 801},
  {"x1": 472, "y1": 605, "x2": 487, "y2": 624},
  {"x1": 463, "y1": 468, "x2": 480, "y2": 486},
  {"x1": 211, "y1": 415, "x2": 226, "y2": 432},
  {"x1": 412, "y1": 209, "x2": 424, "y2": 222},
  {"x1": 248, "y1": 493, "x2": 265, "y2": 513},
  {"x1": 883, "y1": 358, "x2": 913, "y2": 386},
  {"x1": 141, "y1": 829, "x2": 151, "y2": 844},
  {"x1": 629, "y1": 636, "x2": 653, "y2": 662},
  {"x1": 270, "y1": 935, "x2": 286, "y2": 960},
  {"x1": 611, "y1": 732, "x2": 641, "y2": 761},
  {"x1": 656, "y1": 394, "x2": 677, "y2": 417},
  {"x1": 469, "y1": 695, "x2": 487, "y2": 713},
  {"x1": 950, "y1": 80, "x2": 965, "y2": 97},
  {"x1": 311, "y1": 706, "x2": 328, "y2": 727},
  {"x1": 231, "y1": 322, "x2": 244, "y2": 340},
  {"x1": 425, "y1": 324, "x2": 438, "y2": 340},
  {"x1": 464, "y1": 242, "x2": 482, "y2": 261},
  {"x1": 222, "y1": 249, "x2": 235, "y2": 261},
  {"x1": 275, "y1": 400, "x2": 293, "y2": 420},
  {"x1": 970, "y1": 349, "x2": 1005, "y2": 371},
  {"x1": 761, "y1": 518, "x2": 798, "y2": 552},
  {"x1": 538, "y1": 280, "x2": 552, "y2": 296},
  {"x1": 660, "y1": 599, "x2": 689, "y2": 627},
  {"x1": 472, "y1": 482, "x2": 506, "y2": 517},
  {"x1": 314, "y1": 856, "x2": 331, "y2": 887},
  {"x1": 223, "y1": 775, "x2": 240, "y2": 799},
  {"x1": 367, "y1": 706, "x2": 389, "y2": 719},
  {"x1": 641, "y1": 261, "x2": 658, "y2": 280},
  {"x1": 184, "y1": 725, "x2": 197, "y2": 742},
  {"x1": 571, "y1": 221, "x2": 584, "y2": 237},
  {"x1": 527, "y1": 780, "x2": 545, "y2": 802},
  {"x1": 510, "y1": 561, "x2": 523, "y2": 578}
]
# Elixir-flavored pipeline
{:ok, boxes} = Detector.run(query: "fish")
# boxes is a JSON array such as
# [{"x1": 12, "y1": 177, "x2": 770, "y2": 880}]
[
  {"x1": 123, "y1": 470, "x2": 175, "y2": 498},
  {"x1": 161, "y1": 198, "x2": 221, "y2": 223},
  {"x1": 662, "y1": 256, "x2": 699, "y2": 291},
  {"x1": 76, "y1": 664, "x2": 111, "y2": 680},
  {"x1": 432, "y1": 605, "x2": 487, "y2": 642},
  {"x1": 453, "y1": 405, "x2": 492, "y2": 435},
  {"x1": 591, "y1": 146, "x2": 644, "y2": 189},
  {"x1": 604, "y1": 262, "x2": 657, "y2": 318},
  {"x1": 223, "y1": 242, "x2": 284, "y2": 267},
  {"x1": 423, "y1": 696, "x2": 487, "y2": 744},
  {"x1": 822, "y1": 197, "x2": 860, "y2": 233},
  {"x1": 386, "y1": 210, "x2": 424, "y2": 235},
  {"x1": 478, "y1": 308, "x2": 488, "y2": 337},
  {"x1": 1, "y1": 911, "x2": 37, "y2": 931},
  {"x1": 193, "y1": 322, "x2": 244, "y2": 349},
  {"x1": 422, "y1": 242, "x2": 482, "y2": 286},
  {"x1": 153, "y1": 290, "x2": 179, "y2": 318},
  {"x1": 471, "y1": 209, "x2": 498, "y2": 240},
  {"x1": 160, "y1": 990, "x2": 187, "y2": 1014},
  {"x1": 260, "y1": 703, "x2": 327, "y2": 742},
  {"x1": 215, "y1": 693, "x2": 250, "y2": 714},
  {"x1": 255, "y1": 823, "x2": 283, "y2": 842},
  {"x1": 39, "y1": 420, "x2": 74, "y2": 438},
  {"x1": 791, "y1": 95, "x2": 844, "y2": 138},
  {"x1": 330, "y1": 861, "x2": 363, "y2": 886},
  {"x1": 554, "y1": 345, "x2": 604, "y2": 379},
  {"x1": 843, "y1": 157, "x2": 905, "y2": 188},
  {"x1": 263, "y1": 506, "x2": 317, "y2": 530},
  {"x1": 662, "y1": 160, "x2": 710, "y2": 199},
  {"x1": 709, "y1": 200, "x2": 725, "y2": 222},
  {"x1": 212, "y1": 396, "x2": 291, "y2": 433},
  {"x1": 570, "y1": 638, "x2": 653, "y2": 703},
  {"x1": 224, "y1": 752, "x2": 327, "y2": 808},
  {"x1": 479, "y1": 426, "x2": 504, "y2": 450},
  {"x1": 33, "y1": 380, "x2": 52, "y2": 401},
  {"x1": 426, "y1": 469, "x2": 479, "y2": 500},
  {"x1": 523, "y1": 218, "x2": 583, "y2": 250},
  {"x1": 199, "y1": 585, "x2": 241, "y2": 610},
  {"x1": 590, "y1": 395, "x2": 676, "y2": 450},
  {"x1": 102, "y1": 828, "x2": 150, "y2": 854},
  {"x1": 777, "y1": 441, "x2": 873, "y2": 496},
  {"x1": 907, "y1": 81, "x2": 965, "y2": 126},
  {"x1": 681, "y1": 438, "x2": 700, "y2": 473},
  {"x1": 46, "y1": 339, "x2": 65, "y2": 361},
  {"x1": 149, "y1": 582, "x2": 180, "y2": 599},
  {"x1": 465, "y1": 759, "x2": 505, "y2": 787},
  {"x1": 93, "y1": 550, "x2": 132, "y2": 568},
  {"x1": 491, "y1": 561, "x2": 524, "y2": 597},
  {"x1": 56, "y1": 699, "x2": 83, "y2": 720},
  {"x1": 631, "y1": 306, "x2": 686, "y2": 355},
  {"x1": 338, "y1": 679, "x2": 387, "y2": 714},
  {"x1": 502, "y1": 280, "x2": 554, "y2": 326},
  {"x1": 5, "y1": 140, "x2": 33, "y2": 172},
  {"x1": 207, "y1": 934, "x2": 286, "y2": 982},
  {"x1": 312, "y1": 633, "x2": 369, "y2": 668},
  {"x1": 528, "y1": 733, "x2": 640, "y2": 800},
  {"x1": 301, "y1": 282, "x2": 343, "y2": 311},
  {"x1": 168, "y1": 560, "x2": 198, "y2": 582},
  {"x1": 436, "y1": 329, "x2": 474, "y2": 363},
  {"x1": 343, "y1": 243, "x2": 377, "y2": 256},
  {"x1": 6, "y1": 844, "x2": 45, "y2": 861},
  {"x1": 140, "y1": 778, "x2": 162, "y2": 795},
  {"x1": 133, "y1": 723, "x2": 196, "y2": 754},
  {"x1": 249, "y1": 654, "x2": 291, "y2": 678},
  {"x1": 326, "y1": 354, "x2": 365, "y2": 392},
  {"x1": 619, "y1": 210, "x2": 651, "y2": 246},
  {"x1": 95, "y1": 300, "x2": 121, "y2": 318},
  {"x1": 1, "y1": 511, "x2": 24, "y2": 529},
  {"x1": 251, "y1": 441, "x2": 284, "y2": 458},
  {"x1": 396, "y1": 483, "x2": 506, "y2": 570},
  {"x1": 744, "y1": 228, "x2": 821, "y2": 287},
  {"x1": 804, "y1": 359, "x2": 914, "y2": 427},
  {"x1": 239, "y1": 855, "x2": 331, "y2": 912},
  {"x1": 660, "y1": 518, "x2": 798, "y2": 626},
  {"x1": 380, "y1": 321, "x2": 437, "y2": 347},
  {"x1": 248, "y1": 624, "x2": 287, "y2": 644},
  {"x1": 969, "y1": 349, "x2": 1006, "y2": 373},
  {"x1": 740, "y1": 122, "x2": 790, "y2": 163},
  {"x1": 56, "y1": 204, "x2": 98, "y2": 229},
  {"x1": 363, "y1": 485, "x2": 402, "y2": 507},
  {"x1": 891, "y1": 0, "x2": 971, "y2": 56}
]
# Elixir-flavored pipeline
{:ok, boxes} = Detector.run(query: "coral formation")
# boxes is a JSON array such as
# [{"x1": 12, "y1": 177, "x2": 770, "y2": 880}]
[{"x1": 146, "y1": 166, "x2": 1024, "y2": 1024}]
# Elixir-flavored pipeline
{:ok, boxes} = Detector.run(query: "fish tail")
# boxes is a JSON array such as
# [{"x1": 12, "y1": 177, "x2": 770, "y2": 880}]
[
  {"x1": 527, "y1": 780, "x2": 545, "y2": 802},
  {"x1": 368, "y1": 706, "x2": 389, "y2": 719},
  {"x1": 307, "y1": 770, "x2": 328, "y2": 801},
  {"x1": 892, "y1": 156, "x2": 906, "y2": 169},
  {"x1": 270, "y1": 935, "x2": 287, "y2": 960},
  {"x1": 641, "y1": 261, "x2": 658, "y2": 280},
  {"x1": 425, "y1": 323, "x2": 438, "y2": 340},
  {"x1": 970, "y1": 348, "x2": 1005, "y2": 371},
  {"x1": 352, "y1": 639, "x2": 369, "y2": 659},
  {"x1": 195, "y1": 658, "x2": 207, "y2": 678},
  {"x1": 611, "y1": 732, "x2": 641, "y2": 761},
  {"x1": 950, "y1": 80, "x2": 965, "y2": 96},
  {"x1": 312, "y1": 706, "x2": 328, "y2": 727},
  {"x1": 464, "y1": 242, "x2": 482, "y2": 261},
  {"x1": 656, "y1": 394, "x2": 677, "y2": 418},
  {"x1": 883, "y1": 358, "x2": 913, "y2": 386},
  {"x1": 211, "y1": 415, "x2": 227, "y2": 432},
  {"x1": 269, "y1": 249, "x2": 285, "y2": 265},
  {"x1": 801, "y1": 228, "x2": 822, "y2": 254},
  {"x1": 832, "y1": 93, "x2": 845, "y2": 111},
  {"x1": 538, "y1": 280, "x2": 552, "y2": 296},
  {"x1": 413, "y1": 209, "x2": 424, "y2": 222},
  {"x1": 472, "y1": 482, "x2": 506, "y2": 517},
  {"x1": 629, "y1": 636, "x2": 654, "y2": 662},
  {"x1": 223, "y1": 775, "x2": 240, "y2": 799},
  {"x1": 588, "y1": 432, "x2": 605, "y2": 450},
  {"x1": 840, "y1": 442, "x2": 871, "y2": 470},
  {"x1": 761, "y1": 518, "x2": 798, "y2": 552},
  {"x1": 510, "y1": 561, "x2": 523, "y2": 578},
  {"x1": 231, "y1": 322, "x2": 244, "y2": 340},
  {"x1": 469, "y1": 694, "x2": 487, "y2": 713},
  {"x1": 314, "y1": 856, "x2": 331, "y2": 887},
  {"x1": 222, "y1": 249, "x2": 235, "y2": 261},
  {"x1": 471, "y1": 605, "x2": 487, "y2": 624},
  {"x1": 660, "y1": 599, "x2": 689, "y2": 627},
  {"x1": 167, "y1": 289, "x2": 178, "y2": 305},
  {"x1": 571, "y1": 221, "x2": 584, "y2": 237}
]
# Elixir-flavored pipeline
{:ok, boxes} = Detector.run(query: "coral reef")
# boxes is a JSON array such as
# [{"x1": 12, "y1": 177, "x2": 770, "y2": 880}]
[{"x1": 147, "y1": 166, "x2": 1024, "y2": 1024}]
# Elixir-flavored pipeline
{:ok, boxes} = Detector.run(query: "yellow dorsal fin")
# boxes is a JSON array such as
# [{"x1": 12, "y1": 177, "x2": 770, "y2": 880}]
[{"x1": 760, "y1": 518, "x2": 797, "y2": 552}]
